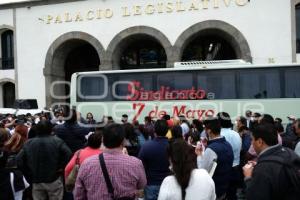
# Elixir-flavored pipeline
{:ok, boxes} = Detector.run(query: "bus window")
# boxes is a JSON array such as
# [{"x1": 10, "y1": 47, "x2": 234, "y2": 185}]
[
  {"x1": 285, "y1": 68, "x2": 300, "y2": 98},
  {"x1": 113, "y1": 73, "x2": 153, "y2": 100},
  {"x1": 238, "y1": 69, "x2": 280, "y2": 99},
  {"x1": 197, "y1": 70, "x2": 236, "y2": 99},
  {"x1": 78, "y1": 76, "x2": 106, "y2": 100},
  {"x1": 157, "y1": 72, "x2": 193, "y2": 90}
]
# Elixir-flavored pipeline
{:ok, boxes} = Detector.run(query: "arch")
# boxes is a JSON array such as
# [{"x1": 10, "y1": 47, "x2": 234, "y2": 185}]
[
  {"x1": 44, "y1": 31, "x2": 105, "y2": 74},
  {"x1": 174, "y1": 20, "x2": 252, "y2": 62},
  {"x1": 0, "y1": 25, "x2": 15, "y2": 33},
  {"x1": 44, "y1": 31, "x2": 105, "y2": 108},
  {"x1": 0, "y1": 78, "x2": 15, "y2": 84},
  {"x1": 105, "y1": 26, "x2": 174, "y2": 69}
]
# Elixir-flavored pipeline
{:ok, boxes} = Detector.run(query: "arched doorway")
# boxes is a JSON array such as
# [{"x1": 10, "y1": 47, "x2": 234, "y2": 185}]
[
  {"x1": 105, "y1": 26, "x2": 173, "y2": 69},
  {"x1": 182, "y1": 33, "x2": 237, "y2": 61},
  {"x1": 44, "y1": 32, "x2": 104, "y2": 108},
  {"x1": 2, "y1": 82, "x2": 15, "y2": 108},
  {"x1": 64, "y1": 42, "x2": 100, "y2": 95},
  {"x1": 119, "y1": 36, "x2": 167, "y2": 69},
  {"x1": 174, "y1": 20, "x2": 252, "y2": 62},
  {"x1": 64, "y1": 40, "x2": 100, "y2": 98}
]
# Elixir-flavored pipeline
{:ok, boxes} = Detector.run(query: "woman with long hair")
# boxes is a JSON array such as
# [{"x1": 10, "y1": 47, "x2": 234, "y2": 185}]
[
  {"x1": 171, "y1": 125, "x2": 184, "y2": 140},
  {"x1": 86, "y1": 112, "x2": 96, "y2": 124},
  {"x1": 4, "y1": 124, "x2": 28, "y2": 169},
  {"x1": 123, "y1": 123, "x2": 140, "y2": 157},
  {"x1": 158, "y1": 139, "x2": 216, "y2": 200},
  {"x1": 2, "y1": 124, "x2": 29, "y2": 200},
  {"x1": 4, "y1": 124, "x2": 28, "y2": 153}
]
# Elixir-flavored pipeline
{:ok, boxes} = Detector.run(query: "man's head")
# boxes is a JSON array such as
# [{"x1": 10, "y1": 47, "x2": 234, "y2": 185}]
[
  {"x1": 294, "y1": 119, "x2": 300, "y2": 136},
  {"x1": 274, "y1": 118, "x2": 282, "y2": 124},
  {"x1": 204, "y1": 117, "x2": 221, "y2": 139},
  {"x1": 258, "y1": 114, "x2": 274, "y2": 125},
  {"x1": 121, "y1": 114, "x2": 128, "y2": 123},
  {"x1": 251, "y1": 124, "x2": 278, "y2": 155},
  {"x1": 245, "y1": 110, "x2": 252, "y2": 118},
  {"x1": 252, "y1": 112, "x2": 261, "y2": 122},
  {"x1": 154, "y1": 120, "x2": 168, "y2": 137},
  {"x1": 65, "y1": 108, "x2": 77, "y2": 124},
  {"x1": 103, "y1": 123, "x2": 125, "y2": 148},
  {"x1": 178, "y1": 115, "x2": 187, "y2": 124},
  {"x1": 287, "y1": 115, "x2": 296, "y2": 124},
  {"x1": 36, "y1": 120, "x2": 53, "y2": 136},
  {"x1": 144, "y1": 116, "x2": 152, "y2": 124},
  {"x1": 107, "y1": 116, "x2": 114, "y2": 124},
  {"x1": 87, "y1": 131, "x2": 102, "y2": 149},
  {"x1": 217, "y1": 112, "x2": 233, "y2": 128},
  {"x1": 162, "y1": 114, "x2": 170, "y2": 121},
  {"x1": 274, "y1": 122, "x2": 284, "y2": 134}
]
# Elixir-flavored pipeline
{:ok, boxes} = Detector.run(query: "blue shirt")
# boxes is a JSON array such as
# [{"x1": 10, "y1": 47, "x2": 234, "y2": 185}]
[
  {"x1": 138, "y1": 137, "x2": 170, "y2": 185},
  {"x1": 220, "y1": 128, "x2": 242, "y2": 167}
]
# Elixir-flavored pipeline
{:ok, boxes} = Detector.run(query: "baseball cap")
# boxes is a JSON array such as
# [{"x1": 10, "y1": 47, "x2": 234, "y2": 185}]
[{"x1": 287, "y1": 115, "x2": 296, "y2": 120}]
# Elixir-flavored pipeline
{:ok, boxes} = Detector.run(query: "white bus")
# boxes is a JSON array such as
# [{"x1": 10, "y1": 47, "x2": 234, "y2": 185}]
[{"x1": 70, "y1": 63, "x2": 300, "y2": 124}]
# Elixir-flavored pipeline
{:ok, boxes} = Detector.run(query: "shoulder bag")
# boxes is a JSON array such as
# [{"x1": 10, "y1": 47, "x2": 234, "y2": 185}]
[
  {"x1": 65, "y1": 150, "x2": 81, "y2": 192},
  {"x1": 99, "y1": 153, "x2": 135, "y2": 200}
]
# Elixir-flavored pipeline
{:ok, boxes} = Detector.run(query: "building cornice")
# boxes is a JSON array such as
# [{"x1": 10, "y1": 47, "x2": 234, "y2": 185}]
[{"x1": 0, "y1": 0, "x2": 85, "y2": 10}]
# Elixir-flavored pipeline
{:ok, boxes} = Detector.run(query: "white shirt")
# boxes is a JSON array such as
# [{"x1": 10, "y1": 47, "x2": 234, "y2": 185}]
[
  {"x1": 181, "y1": 123, "x2": 190, "y2": 136},
  {"x1": 158, "y1": 169, "x2": 216, "y2": 200},
  {"x1": 197, "y1": 148, "x2": 218, "y2": 173},
  {"x1": 221, "y1": 128, "x2": 242, "y2": 167}
]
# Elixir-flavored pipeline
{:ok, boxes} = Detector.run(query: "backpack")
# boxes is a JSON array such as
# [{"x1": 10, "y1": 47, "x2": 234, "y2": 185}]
[{"x1": 259, "y1": 149, "x2": 300, "y2": 198}]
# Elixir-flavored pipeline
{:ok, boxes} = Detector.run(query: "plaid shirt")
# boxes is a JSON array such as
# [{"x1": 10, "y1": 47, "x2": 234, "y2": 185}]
[{"x1": 74, "y1": 149, "x2": 147, "y2": 200}]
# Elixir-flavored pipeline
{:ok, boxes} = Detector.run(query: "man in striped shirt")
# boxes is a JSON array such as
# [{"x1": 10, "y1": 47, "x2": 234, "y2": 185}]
[{"x1": 74, "y1": 123, "x2": 147, "y2": 200}]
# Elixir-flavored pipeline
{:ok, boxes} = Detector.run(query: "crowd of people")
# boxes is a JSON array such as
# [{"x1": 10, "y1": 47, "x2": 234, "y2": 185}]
[{"x1": 0, "y1": 108, "x2": 300, "y2": 200}]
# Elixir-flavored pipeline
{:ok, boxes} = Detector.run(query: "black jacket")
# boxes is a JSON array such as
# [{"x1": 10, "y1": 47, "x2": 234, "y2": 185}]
[
  {"x1": 17, "y1": 135, "x2": 72, "y2": 183},
  {"x1": 53, "y1": 122, "x2": 90, "y2": 153},
  {"x1": 245, "y1": 145, "x2": 300, "y2": 200}
]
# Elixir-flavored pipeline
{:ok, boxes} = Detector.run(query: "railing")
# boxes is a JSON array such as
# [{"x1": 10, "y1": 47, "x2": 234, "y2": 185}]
[
  {"x1": 174, "y1": 59, "x2": 250, "y2": 68},
  {"x1": 0, "y1": 57, "x2": 14, "y2": 69}
]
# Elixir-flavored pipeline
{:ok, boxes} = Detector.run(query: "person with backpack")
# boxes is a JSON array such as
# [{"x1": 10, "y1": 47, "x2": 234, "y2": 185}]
[
  {"x1": 243, "y1": 123, "x2": 300, "y2": 200},
  {"x1": 64, "y1": 131, "x2": 102, "y2": 192}
]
